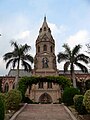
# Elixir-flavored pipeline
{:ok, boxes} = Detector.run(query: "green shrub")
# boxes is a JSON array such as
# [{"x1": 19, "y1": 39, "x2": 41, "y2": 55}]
[
  {"x1": 73, "y1": 95, "x2": 87, "y2": 114},
  {"x1": 85, "y1": 80, "x2": 90, "y2": 90},
  {"x1": 62, "y1": 87, "x2": 80, "y2": 106},
  {"x1": 0, "y1": 79, "x2": 2, "y2": 92},
  {"x1": 0, "y1": 95, "x2": 5, "y2": 120},
  {"x1": 6, "y1": 89, "x2": 22, "y2": 110},
  {"x1": 83, "y1": 89, "x2": 90, "y2": 113},
  {"x1": 0, "y1": 93, "x2": 6, "y2": 103}
]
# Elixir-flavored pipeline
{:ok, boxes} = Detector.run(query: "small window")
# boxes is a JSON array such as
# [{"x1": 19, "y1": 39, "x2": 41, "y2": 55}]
[
  {"x1": 47, "y1": 82, "x2": 52, "y2": 89},
  {"x1": 40, "y1": 28, "x2": 42, "y2": 32},
  {"x1": 38, "y1": 46, "x2": 40, "y2": 52},
  {"x1": 48, "y1": 28, "x2": 51, "y2": 32},
  {"x1": 4, "y1": 83, "x2": 9, "y2": 92},
  {"x1": 38, "y1": 82, "x2": 43, "y2": 89},
  {"x1": 50, "y1": 46, "x2": 53, "y2": 52},
  {"x1": 43, "y1": 45, "x2": 47, "y2": 51},
  {"x1": 44, "y1": 27, "x2": 46, "y2": 31}
]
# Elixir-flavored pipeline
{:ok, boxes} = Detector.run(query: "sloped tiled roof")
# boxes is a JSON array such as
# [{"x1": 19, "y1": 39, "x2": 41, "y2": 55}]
[
  {"x1": 59, "y1": 70, "x2": 89, "y2": 74},
  {"x1": 8, "y1": 69, "x2": 32, "y2": 77}
]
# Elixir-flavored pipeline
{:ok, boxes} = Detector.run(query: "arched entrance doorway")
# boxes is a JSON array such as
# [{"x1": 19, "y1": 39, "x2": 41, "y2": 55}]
[{"x1": 39, "y1": 93, "x2": 52, "y2": 103}]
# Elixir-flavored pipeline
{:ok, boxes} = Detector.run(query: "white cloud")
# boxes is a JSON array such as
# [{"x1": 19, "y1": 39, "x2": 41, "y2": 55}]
[
  {"x1": 66, "y1": 30, "x2": 90, "y2": 49},
  {"x1": 0, "y1": 14, "x2": 37, "y2": 75},
  {"x1": 48, "y1": 22, "x2": 68, "y2": 55},
  {"x1": 15, "y1": 30, "x2": 31, "y2": 40},
  {"x1": 48, "y1": 22, "x2": 67, "y2": 35}
]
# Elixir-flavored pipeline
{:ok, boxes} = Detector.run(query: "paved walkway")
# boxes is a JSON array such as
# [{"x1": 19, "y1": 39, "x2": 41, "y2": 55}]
[{"x1": 15, "y1": 104, "x2": 75, "y2": 120}]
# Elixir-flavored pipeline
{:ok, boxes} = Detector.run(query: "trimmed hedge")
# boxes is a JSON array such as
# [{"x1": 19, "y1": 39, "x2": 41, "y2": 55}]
[
  {"x1": 6, "y1": 89, "x2": 22, "y2": 110},
  {"x1": 62, "y1": 87, "x2": 80, "y2": 106},
  {"x1": 83, "y1": 89, "x2": 90, "y2": 113},
  {"x1": 73, "y1": 95, "x2": 87, "y2": 114},
  {"x1": 0, "y1": 94, "x2": 5, "y2": 120}
]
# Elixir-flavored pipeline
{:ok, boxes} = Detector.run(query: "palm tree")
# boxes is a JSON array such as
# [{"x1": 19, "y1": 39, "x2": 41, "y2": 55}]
[
  {"x1": 3, "y1": 41, "x2": 33, "y2": 88},
  {"x1": 57, "y1": 44, "x2": 89, "y2": 88}
]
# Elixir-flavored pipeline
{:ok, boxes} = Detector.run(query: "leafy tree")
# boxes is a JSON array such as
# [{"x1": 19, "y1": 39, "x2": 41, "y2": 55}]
[
  {"x1": 57, "y1": 44, "x2": 89, "y2": 88},
  {"x1": 3, "y1": 41, "x2": 33, "y2": 88}
]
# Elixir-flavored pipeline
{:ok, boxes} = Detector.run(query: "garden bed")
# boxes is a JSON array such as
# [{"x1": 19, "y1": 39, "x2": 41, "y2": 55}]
[
  {"x1": 68, "y1": 106, "x2": 90, "y2": 120},
  {"x1": 4, "y1": 104, "x2": 24, "y2": 120}
]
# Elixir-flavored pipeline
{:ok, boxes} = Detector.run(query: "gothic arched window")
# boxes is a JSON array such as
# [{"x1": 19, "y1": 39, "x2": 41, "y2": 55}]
[
  {"x1": 38, "y1": 82, "x2": 43, "y2": 89},
  {"x1": 43, "y1": 45, "x2": 47, "y2": 51},
  {"x1": 47, "y1": 82, "x2": 52, "y2": 89},
  {"x1": 4, "y1": 83, "x2": 9, "y2": 92},
  {"x1": 38, "y1": 46, "x2": 40, "y2": 52}
]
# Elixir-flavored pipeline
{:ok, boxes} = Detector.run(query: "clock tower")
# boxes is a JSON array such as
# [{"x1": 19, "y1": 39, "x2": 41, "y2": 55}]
[
  {"x1": 33, "y1": 17, "x2": 57, "y2": 76},
  {"x1": 29, "y1": 17, "x2": 60, "y2": 103}
]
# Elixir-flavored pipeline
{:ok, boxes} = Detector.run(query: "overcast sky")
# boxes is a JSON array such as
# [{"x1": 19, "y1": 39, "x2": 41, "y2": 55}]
[{"x1": 0, "y1": 0, "x2": 90, "y2": 75}]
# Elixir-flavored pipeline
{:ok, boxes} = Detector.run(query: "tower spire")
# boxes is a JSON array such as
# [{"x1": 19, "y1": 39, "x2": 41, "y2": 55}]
[{"x1": 44, "y1": 15, "x2": 46, "y2": 22}]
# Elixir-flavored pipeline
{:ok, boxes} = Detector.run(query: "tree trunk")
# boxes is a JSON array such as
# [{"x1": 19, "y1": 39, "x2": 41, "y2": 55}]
[
  {"x1": 72, "y1": 71, "x2": 77, "y2": 88},
  {"x1": 71, "y1": 63, "x2": 77, "y2": 88},
  {"x1": 15, "y1": 60, "x2": 20, "y2": 89}
]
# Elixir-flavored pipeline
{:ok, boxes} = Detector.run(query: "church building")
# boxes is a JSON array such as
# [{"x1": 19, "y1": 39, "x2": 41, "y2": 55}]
[
  {"x1": 1, "y1": 17, "x2": 90, "y2": 103},
  {"x1": 30, "y1": 16, "x2": 60, "y2": 103}
]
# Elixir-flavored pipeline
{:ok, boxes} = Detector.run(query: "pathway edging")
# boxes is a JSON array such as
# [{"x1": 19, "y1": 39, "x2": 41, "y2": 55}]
[
  {"x1": 9, "y1": 103, "x2": 27, "y2": 120},
  {"x1": 63, "y1": 105, "x2": 77, "y2": 120}
]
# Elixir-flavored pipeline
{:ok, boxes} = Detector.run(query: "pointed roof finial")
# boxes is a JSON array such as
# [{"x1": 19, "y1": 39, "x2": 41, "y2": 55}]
[{"x1": 44, "y1": 15, "x2": 46, "y2": 22}]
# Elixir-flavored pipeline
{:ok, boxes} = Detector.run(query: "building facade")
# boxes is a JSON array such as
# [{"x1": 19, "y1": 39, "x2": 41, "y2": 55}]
[{"x1": 29, "y1": 17, "x2": 61, "y2": 103}]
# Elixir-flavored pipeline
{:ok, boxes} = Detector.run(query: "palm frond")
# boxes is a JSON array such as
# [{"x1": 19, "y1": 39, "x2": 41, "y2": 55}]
[
  {"x1": 72, "y1": 44, "x2": 81, "y2": 57},
  {"x1": 11, "y1": 41, "x2": 19, "y2": 50},
  {"x1": 63, "y1": 44, "x2": 71, "y2": 55},
  {"x1": 75, "y1": 62, "x2": 88, "y2": 73},
  {"x1": 3, "y1": 52, "x2": 13, "y2": 61},
  {"x1": 12, "y1": 58, "x2": 18, "y2": 68},
  {"x1": 57, "y1": 52, "x2": 69, "y2": 63},
  {"x1": 6, "y1": 59, "x2": 14, "y2": 69},
  {"x1": 21, "y1": 44, "x2": 31, "y2": 53},
  {"x1": 75, "y1": 54, "x2": 89, "y2": 64},
  {"x1": 64, "y1": 61, "x2": 70, "y2": 72},
  {"x1": 24, "y1": 54, "x2": 33, "y2": 63},
  {"x1": 22, "y1": 60, "x2": 32, "y2": 71},
  {"x1": 24, "y1": 44, "x2": 31, "y2": 51}
]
